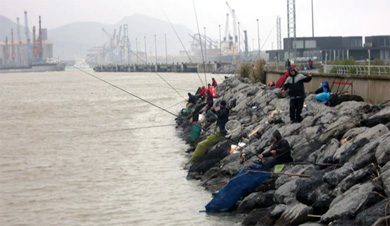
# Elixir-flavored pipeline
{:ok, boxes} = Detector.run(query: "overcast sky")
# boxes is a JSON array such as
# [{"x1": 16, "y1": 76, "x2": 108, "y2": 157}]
[{"x1": 2, "y1": 0, "x2": 390, "y2": 50}]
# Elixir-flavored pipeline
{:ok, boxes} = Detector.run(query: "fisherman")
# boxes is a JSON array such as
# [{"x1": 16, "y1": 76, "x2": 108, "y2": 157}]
[
  {"x1": 206, "y1": 89, "x2": 214, "y2": 110},
  {"x1": 212, "y1": 78, "x2": 218, "y2": 87},
  {"x1": 315, "y1": 81, "x2": 330, "y2": 94},
  {"x1": 285, "y1": 58, "x2": 291, "y2": 69},
  {"x1": 276, "y1": 64, "x2": 296, "y2": 89},
  {"x1": 257, "y1": 130, "x2": 292, "y2": 170},
  {"x1": 211, "y1": 100, "x2": 229, "y2": 135},
  {"x1": 282, "y1": 67, "x2": 312, "y2": 123},
  {"x1": 187, "y1": 92, "x2": 197, "y2": 108},
  {"x1": 208, "y1": 83, "x2": 217, "y2": 98}
]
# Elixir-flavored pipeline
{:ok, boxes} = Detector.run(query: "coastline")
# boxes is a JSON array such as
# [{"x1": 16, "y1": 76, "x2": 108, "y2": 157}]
[{"x1": 176, "y1": 76, "x2": 390, "y2": 225}]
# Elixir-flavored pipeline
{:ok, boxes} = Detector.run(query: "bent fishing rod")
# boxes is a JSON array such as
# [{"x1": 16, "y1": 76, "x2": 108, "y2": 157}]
[
  {"x1": 73, "y1": 66, "x2": 178, "y2": 117},
  {"x1": 129, "y1": 50, "x2": 187, "y2": 101},
  {"x1": 162, "y1": 11, "x2": 207, "y2": 86}
]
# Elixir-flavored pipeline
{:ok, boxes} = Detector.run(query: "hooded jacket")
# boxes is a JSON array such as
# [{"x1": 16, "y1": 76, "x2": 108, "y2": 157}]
[
  {"x1": 282, "y1": 68, "x2": 312, "y2": 98},
  {"x1": 212, "y1": 106, "x2": 229, "y2": 134},
  {"x1": 262, "y1": 130, "x2": 292, "y2": 163}
]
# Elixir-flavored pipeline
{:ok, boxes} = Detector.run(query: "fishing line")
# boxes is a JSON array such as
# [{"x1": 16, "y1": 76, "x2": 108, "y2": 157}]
[
  {"x1": 162, "y1": 11, "x2": 206, "y2": 86},
  {"x1": 129, "y1": 50, "x2": 187, "y2": 101},
  {"x1": 192, "y1": 0, "x2": 208, "y2": 86},
  {"x1": 86, "y1": 124, "x2": 177, "y2": 135},
  {"x1": 73, "y1": 66, "x2": 178, "y2": 117}
]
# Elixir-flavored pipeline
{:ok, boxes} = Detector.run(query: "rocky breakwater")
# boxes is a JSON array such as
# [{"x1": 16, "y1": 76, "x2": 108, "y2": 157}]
[{"x1": 176, "y1": 76, "x2": 390, "y2": 225}]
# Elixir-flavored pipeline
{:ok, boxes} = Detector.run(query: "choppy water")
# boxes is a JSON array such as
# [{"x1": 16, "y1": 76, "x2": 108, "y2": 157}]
[{"x1": 0, "y1": 71, "x2": 241, "y2": 226}]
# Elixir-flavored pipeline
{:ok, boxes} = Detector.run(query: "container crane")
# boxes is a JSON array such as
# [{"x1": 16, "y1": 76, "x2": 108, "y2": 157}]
[{"x1": 24, "y1": 11, "x2": 32, "y2": 64}]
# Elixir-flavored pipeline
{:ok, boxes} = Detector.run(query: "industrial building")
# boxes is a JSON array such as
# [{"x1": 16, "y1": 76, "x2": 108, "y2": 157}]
[
  {"x1": 0, "y1": 13, "x2": 54, "y2": 68},
  {"x1": 266, "y1": 35, "x2": 390, "y2": 63}
]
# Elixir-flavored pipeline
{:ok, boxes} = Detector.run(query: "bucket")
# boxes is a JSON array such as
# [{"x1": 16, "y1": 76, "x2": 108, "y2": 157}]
[{"x1": 225, "y1": 120, "x2": 241, "y2": 136}]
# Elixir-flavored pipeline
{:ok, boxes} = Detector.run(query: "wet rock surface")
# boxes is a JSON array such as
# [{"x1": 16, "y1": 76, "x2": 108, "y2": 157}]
[{"x1": 176, "y1": 77, "x2": 389, "y2": 225}]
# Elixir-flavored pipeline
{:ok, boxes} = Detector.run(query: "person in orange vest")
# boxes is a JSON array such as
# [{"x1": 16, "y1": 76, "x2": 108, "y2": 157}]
[
  {"x1": 212, "y1": 78, "x2": 218, "y2": 87},
  {"x1": 208, "y1": 83, "x2": 217, "y2": 98}
]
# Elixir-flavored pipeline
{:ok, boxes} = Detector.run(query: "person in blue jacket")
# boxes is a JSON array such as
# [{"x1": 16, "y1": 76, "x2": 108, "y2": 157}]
[{"x1": 282, "y1": 67, "x2": 312, "y2": 123}]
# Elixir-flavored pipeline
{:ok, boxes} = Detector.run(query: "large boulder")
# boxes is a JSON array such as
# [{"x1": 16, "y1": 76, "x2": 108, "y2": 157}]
[
  {"x1": 380, "y1": 161, "x2": 390, "y2": 197},
  {"x1": 323, "y1": 162, "x2": 354, "y2": 187},
  {"x1": 274, "y1": 179, "x2": 298, "y2": 204},
  {"x1": 296, "y1": 170, "x2": 326, "y2": 205},
  {"x1": 355, "y1": 198, "x2": 390, "y2": 226},
  {"x1": 307, "y1": 139, "x2": 339, "y2": 164},
  {"x1": 332, "y1": 124, "x2": 388, "y2": 163},
  {"x1": 375, "y1": 132, "x2": 390, "y2": 165},
  {"x1": 333, "y1": 164, "x2": 376, "y2": 194},
  {"x1": 242, "y1": 208, "x2": 274, "y2": 226},
  {"x1": 320, "y1": 182, "x2": 383, "y2": 223},
  {"x1": 318, "y1": 116, "x2": 360, "y2": 144},
  {"x1": 187, "y1": 140, "x2": 230, "y2": 179},
  {"x1": 361, "y1": 106, "x2": 390, "y2": 127},
  {"x1": 348, "y1": 139, "x2": 380, "y2": 170},
  {"x1": 237, "y1": 190, "x2": 275, "y2": 214},
  {"x1": 274, "y1": 203, "x2": 313, "y2": 226}
]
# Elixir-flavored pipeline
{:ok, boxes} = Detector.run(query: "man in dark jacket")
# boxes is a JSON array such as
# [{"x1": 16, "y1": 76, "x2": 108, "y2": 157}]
[
  {"x1": 282, "y1": 67, "x2": 312, "y2": 123},
  {"x1": 258, "y1": 130, "x2": 293, "y2": 170},
  {"x1": 211, "y1": 100, "x2": 229, "y2": 135}
]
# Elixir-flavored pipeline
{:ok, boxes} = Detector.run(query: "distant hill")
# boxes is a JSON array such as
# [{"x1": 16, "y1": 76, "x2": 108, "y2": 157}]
[
  {"x1": 0, "y1": 15, "x2": 28, "y2": 42},
  {"x1": 49, "y1": 14, "x2": 194, "y2": 60},
  {"x1": 1, "y1": 14, "x2": 194, "y2": 61}
]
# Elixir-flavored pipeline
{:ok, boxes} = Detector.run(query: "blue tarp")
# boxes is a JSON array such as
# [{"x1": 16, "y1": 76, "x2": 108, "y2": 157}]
[{"x1": 205, "y1": 165, "x2": 270, "y2": 212}]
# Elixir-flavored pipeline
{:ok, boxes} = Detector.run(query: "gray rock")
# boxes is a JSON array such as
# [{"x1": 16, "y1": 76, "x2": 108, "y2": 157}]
[
  {"x1": 375, "y1": 132, "x2": 390, "y2": 165},
  {"x1": 275, "y1": 203, "x2": 313, "y2": 226},
  {"x1": 308, "y1": 138, "x2": 339, "y2": 164},
  {"x1": 279, "y1": 123, "x2": 302, "y2": 137},
  {"x1": 310, "y1": 183, "x2": 335, "y2": 215},
  {"x1": 361, "y1": 106, "x2": 390, "y2": 127},
  {"x1": 242, "y1": 208, "x2": 274, "y2": 226},
  {"x1": 296, "y1": 170, "x2": 326, "y2": 206},
  {"x1": 334, "y1": 164, "x2": 376, "y2": 194},
  {"x1": 333, "y1": 124, "x2": 389, "y2": 163},
  {"x1": 274, "y1": 179, "x2": 298, "y2": 204},
  {"x1": 299, "y1": 223, "x2": 325, "y2": 226},
  {"x1": 381, "y1": 161, "x2": 390, "y2": 197},
  {"x1": 321, "y1": 182, "x2": 382, "y2": 223},
  {"x1": 318, "y1": 116, "x2": 360, "y2": 144},
  {"x1": 355, "y1": 198, "x2": 390, "y2": 226},
  {"x1": 323, "y1": 162, "x2": 354, "y2": 187},
  {"x1": 237, "y1": 190, "x2": 275, "y2": 214},
  {"x1": 349, "y1": 139, "x2": 380, "y2": 170}
]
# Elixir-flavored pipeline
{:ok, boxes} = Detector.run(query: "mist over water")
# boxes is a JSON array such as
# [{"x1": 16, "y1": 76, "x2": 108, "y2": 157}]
[{"x1": 0, "y1": 71, "x2": 241, "y2": 225}]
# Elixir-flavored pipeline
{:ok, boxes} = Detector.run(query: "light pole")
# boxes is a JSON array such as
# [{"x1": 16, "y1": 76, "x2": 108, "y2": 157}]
[
  {"x1": 154, "y1": 34, "x2": 157, "y2": 64},
  {"x1": 238, "y1": 22, "x2": 241, "y2": 57},
  {"x1": 204, "y1": 27, "x2": 207, "y2": 63},
  {"x1": 165, "y1": 33, "x2": 168, "y2": 64},
  {"x1": 218, "y1": 25, "x2": 222, "y2": 62},
  {"x1": 135, "y1": 38, "x2": 138, "y2": 64},
  {"x1": 311, "y1": 0, "x2": 314, "y2": 37},
  {"x1": 257, "y1": 19, "x2": 260, "y2": 59},
  {"x1": 144, "y1": 36, "x2": 147, "y2": 64}
]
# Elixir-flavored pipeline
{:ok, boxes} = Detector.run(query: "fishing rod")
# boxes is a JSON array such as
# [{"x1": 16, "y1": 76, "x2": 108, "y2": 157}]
[
  {"x1": 192, "y1": 0, "x2": 208, "y2": 86},
  {"x1": 162, "y1": 11, "x2": 206, "y2": 86},
  {"x1": 73, "y1": 66, "x2": 178, "y2": 117},
  {"x1": 129, "y1": 50, "x2": 187, "y2": 101},
  {"x1": 86, "y1": 124, "x2": 177, "y2": 135}
]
